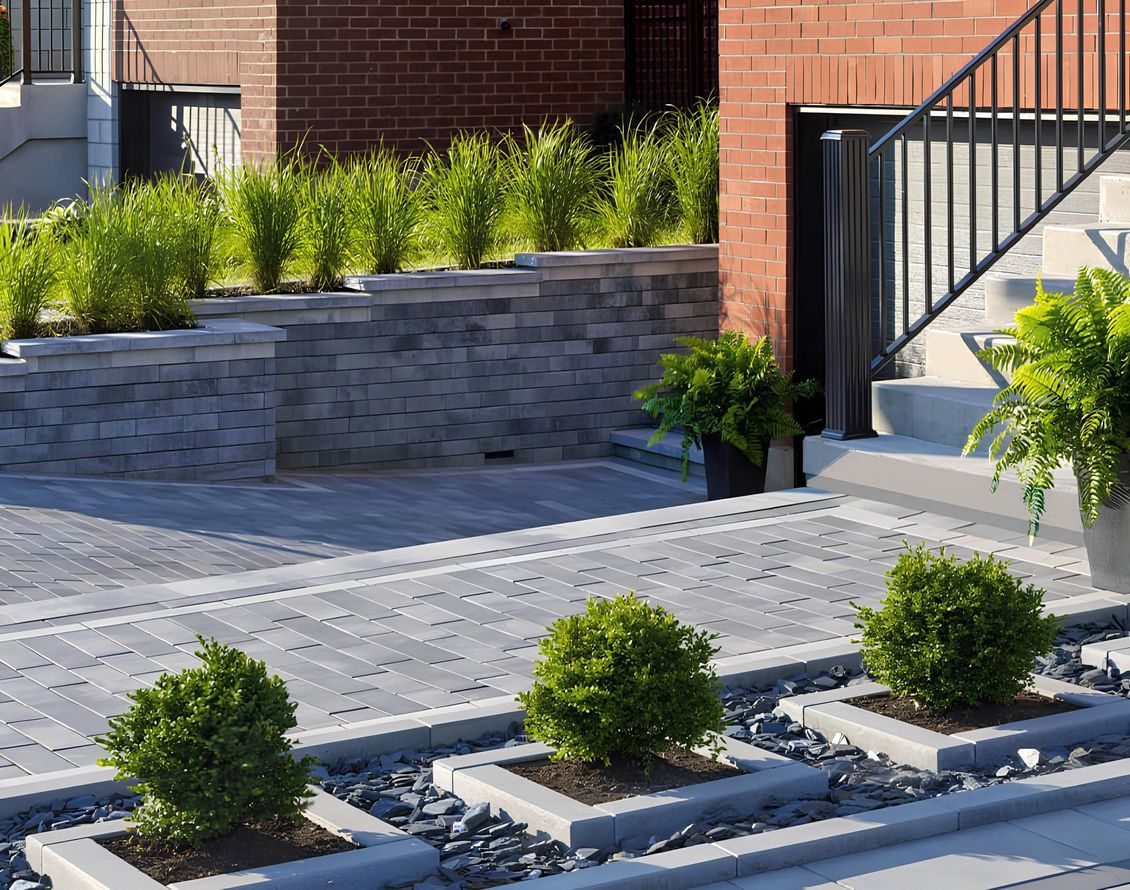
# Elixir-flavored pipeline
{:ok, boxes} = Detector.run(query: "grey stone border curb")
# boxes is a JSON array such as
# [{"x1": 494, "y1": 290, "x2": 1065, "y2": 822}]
[
  {"x1": 433, "y1": 738, "x2": 823, "y2": 849},
  {"x1": 782, "y1": 673, "x2": 1130, "y2": 770},
  {"x1": 28, "y1": 787, "x2": 439, "y2": 890}
]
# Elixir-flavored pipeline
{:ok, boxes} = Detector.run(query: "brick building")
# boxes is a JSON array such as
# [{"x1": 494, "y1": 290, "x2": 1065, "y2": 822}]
[{"x1": 2, "y1": 0, "x2": 718, "y2": 202}]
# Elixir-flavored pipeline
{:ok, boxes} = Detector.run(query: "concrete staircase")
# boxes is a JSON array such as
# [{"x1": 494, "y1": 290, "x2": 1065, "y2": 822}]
[
  {"x1": 0, "y1": 80, "x2": 87, "y2": 211},
  {"x1": 805, "y1": 173, "x2": 1130, "y2": 542}
]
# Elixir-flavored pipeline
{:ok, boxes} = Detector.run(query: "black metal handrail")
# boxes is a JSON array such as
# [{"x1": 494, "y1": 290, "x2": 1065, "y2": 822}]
[
  {"x1": 822, "y1": 0, "x2": 1130, "y2": 440},
  {"x1": 0, "y1": 0, "x2": 83, "y2": 87}
]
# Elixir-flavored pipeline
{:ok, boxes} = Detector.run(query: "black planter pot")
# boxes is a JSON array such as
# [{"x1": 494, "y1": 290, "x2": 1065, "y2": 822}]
[
  {"x1": 1082, "y1": 454, "x2": 1130, "y2": 594},
  {"x1": 701, "y1": 434, "x2": 768, "y2": 501}
]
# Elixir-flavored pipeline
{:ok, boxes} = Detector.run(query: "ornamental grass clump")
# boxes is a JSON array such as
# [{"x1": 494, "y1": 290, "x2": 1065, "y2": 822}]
[
  {"x1": 518, "y1": 593, "x2": 724, "y2": 772},
  {"x1": 597, "y1": 122, "x2": 671, "y2": 248},
  {"x1": 425, "y1": 132, "x2": 505, "y2": 270},
  {"x1": 152, "y1": 174, "x2": 223, "y2": 301},
  {"x1": 54, "y1": 188, "x2": 133, "y2": 334},
  {"x1": 97, "y1": 637, "x2": 315, "y2": 845},
  {"x1": 854, "y1": 545, "x2": 1058, "y2": 711},
  {"x1": 118, "y1": 181, "x2": 196, "y2": 331},
  {"x1": 351, "y1": 149, "x2": 426, "y2": 275},
  {"x1": 666, "y1": 102, "x2": 720, "y2": 244},
  {"x1": 300, "y1": 154, "x2": 354, "y2": 291},
  {"x1": 217, "y1": 158, "x2": 303, "y2": 293},
  {"x1": 504, "y1": 119, "x2": 601, "y2": 252},
  {"x1": 0, "y1": 207, "x2": 57, "y2": 340}
]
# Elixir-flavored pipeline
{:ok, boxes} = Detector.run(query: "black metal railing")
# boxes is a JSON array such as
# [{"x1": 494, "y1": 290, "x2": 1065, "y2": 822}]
[
  {"x1": 626, "y1": 0, "x2": 718, "y2": 112},
  {"x1": 0, "y1": 0, "x2": 83, "y2": 86},
  {"x1": 822, "y1": 0, "x2": 1130, "y2": 440}
]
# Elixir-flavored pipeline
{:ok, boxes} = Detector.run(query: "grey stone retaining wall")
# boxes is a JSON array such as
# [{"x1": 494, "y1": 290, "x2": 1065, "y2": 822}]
[
  {"x1": 0, "y1": 320, "x2": 283, "y2": 481},
  {"x1": 193, "y1": 246, "x2": 719, "y2": 473},
  {"x1": 0, "y1": 247, "x2": 718, "y2": 481}
]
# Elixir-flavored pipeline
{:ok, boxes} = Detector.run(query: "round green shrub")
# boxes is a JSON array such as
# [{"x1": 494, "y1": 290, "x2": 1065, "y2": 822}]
[
  {"x1": 97, "y1": 637, "x2": 315, "y2": 844},
  {"x1": 517, "y1": 593, "x2": 724, "y2": 771},
  {"x1": 854, "y1": 545, "x2": 1058, "y2": 710}
]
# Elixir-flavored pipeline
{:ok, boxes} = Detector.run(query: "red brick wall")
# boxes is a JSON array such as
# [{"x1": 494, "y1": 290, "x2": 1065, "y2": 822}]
[
  {"x1": 271, "y1": 2, "x2": 624, "y2": 156},
  {"x1": 718, "y1": 0, "x2": 1060, "y2": 368},
  {"x1": 115, "y1": 1, "x2": 625, "y2": 161}
]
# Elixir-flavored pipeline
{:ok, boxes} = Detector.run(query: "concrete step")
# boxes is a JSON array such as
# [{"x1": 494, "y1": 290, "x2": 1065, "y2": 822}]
[
  {"x1": 1101, "y1": 174, "x2": 1130, "y2": 224},
  {"x1": 983, "y1": 275, "x2": 1077, "y2": 325},
  {"x1": 924, "y1": 328, "x2": 1014, "y2": 387},
  {"x1": 803, "y1": 433, "x2": 1083, "y2": 542},
  {"x1": 872, "y1": 377, "x2": 1000, "y2": 450},
  {"x1": 1043, "y1": 223, "x2": 1130, "y2": 276},
  {"x1": 611, "y1": 426, "x2": 796, "y2": 490},
  {"x1": 611, "y1": 427, "x2": 705, "y2": 478}
]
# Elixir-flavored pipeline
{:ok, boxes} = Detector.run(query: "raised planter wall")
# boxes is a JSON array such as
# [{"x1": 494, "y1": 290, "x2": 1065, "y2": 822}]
[
  {"x1": 0, "y1": 248, "x2": 717, "y2": 481},
  {"x1": 0, "y1": 320, "x2": 283, "y2": 481},
  {"x1": 195, "y1": 246, "x2": 719, "y2": 473}
]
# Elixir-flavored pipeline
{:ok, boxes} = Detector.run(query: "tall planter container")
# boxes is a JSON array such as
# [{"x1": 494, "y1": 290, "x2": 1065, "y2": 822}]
[
  {"x1": 1082, "y1": 455, "x2": 1130, "y2": 594},
  {"x1": 701, "y1": 434, "x2": 767, "y2": 500}
]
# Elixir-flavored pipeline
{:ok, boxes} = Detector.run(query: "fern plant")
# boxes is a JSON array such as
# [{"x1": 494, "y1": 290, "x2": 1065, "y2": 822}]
[
  {"x1": 964, "y1": 268, "x2": 1130, "y2": 538},
  {"x1": 635, "y1": 332, "x2": 820, "y2": 479}
]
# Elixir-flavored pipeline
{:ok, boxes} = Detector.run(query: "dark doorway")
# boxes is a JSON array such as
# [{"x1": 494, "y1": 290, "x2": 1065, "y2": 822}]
[{"x1": 625, "y1": 0, "x2": 718, "y2": 113}]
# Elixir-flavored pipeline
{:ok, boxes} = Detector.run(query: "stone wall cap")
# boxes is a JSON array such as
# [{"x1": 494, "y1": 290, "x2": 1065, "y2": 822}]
[
  {"x1": 515, "y1": 245, "x2": 719, "y2": 267},
  {"x1": 191, "y1": 293, "x2": 370, "y2": 315},
  {"x1": 347, "y1": 269, "x2": 542, "y2": 292},
  {"x1": 2, "y1": 319, "x2": 286, "y2": 357}
]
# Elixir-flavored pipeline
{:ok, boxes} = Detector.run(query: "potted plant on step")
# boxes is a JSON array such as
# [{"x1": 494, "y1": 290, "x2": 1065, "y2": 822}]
[
  {"x1": 964, "y1": 268, "x2": 1130, "y2": 592},
  {"x1": 635, "y1": 332, "x2": 819, "y2": 499}
]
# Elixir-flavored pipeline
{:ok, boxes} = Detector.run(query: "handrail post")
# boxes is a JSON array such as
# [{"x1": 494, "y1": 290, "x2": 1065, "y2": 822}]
[
  {"x1": 821, "y1": 130, "x2": 877, "y2": 442},
  {"x1": 71, "y1": 0, "x2": 82, "y2": 81},
  {"x1": 20, "y1": 0, "x2": 31, "y2": 84}
]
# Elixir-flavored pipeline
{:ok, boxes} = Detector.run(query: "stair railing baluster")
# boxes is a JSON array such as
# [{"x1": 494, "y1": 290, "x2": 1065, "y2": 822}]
[
  {"x1": 901, "y1": 133, "x2": 910, "y2": 337},
  {"x1": 992, "y1": 54, "x2": 1000, "y2": 249},
  {"x1": 947, "y1": 93, "x2": 955, "y2": 295},
  {"x1": 1098, "y1": 0, "x2": 1107, "y2": 147},
  {"x1": 1057, "y1": 0, "x2": 1064, "y2": 191},
  {"x1": 969, "y1": 72, "x2": 977, "y2": 272},
  {"x1": 1013, "y1": 35, "x2": 1022, "y2": 231},
  {"x1": 1079, "y1": 0, "x2": 1085, "y2": 172},
  {"x1": 1035, "y1": 15, "x2": 1043, "y2": 210},
  {"x1": 924, "y1": 113, "x2": 933, "y2": 314}
]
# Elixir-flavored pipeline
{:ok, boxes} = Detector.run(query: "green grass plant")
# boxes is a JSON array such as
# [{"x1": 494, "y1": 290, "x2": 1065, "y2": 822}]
[
  {"x1": 217, "y1": 159, "x2": 303, "y2": 293},
  {"x1": 154, "y1": 174, "x2": 223, "y2": 300},
  {"x1": 598, "y1": 121, "x2": 672, "y2": 248},
  {"x1": 351, "y1": 149, "x2": 425, "y2": 275},
  {"x1": 118, "y1": 182, "x2": 196, "y2": 331},
  {"x1": 0, "y1": 206, "x2": 57, "y2": 340},
  {"x1": 301, "y1": 154, "x2": 354, "y2": 290},
  {"x1": 666, "y1": 102, "x2": 720, "y2": 244},
  {"x1": 424, "y1": 133, "x2": 505, "y2": 270},
  {"x1": 54, "y1": 188, "x2": 133, "y2": 334},
  {"x1": 504, "y1": 119, "x2": 601, "y2": 252}
]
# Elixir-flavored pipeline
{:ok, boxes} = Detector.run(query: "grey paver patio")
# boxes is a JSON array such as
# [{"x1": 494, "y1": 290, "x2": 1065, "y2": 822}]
[
  {"x1": 0, "y1": 487, "x2": 1106, "y2": 780},
  {"x1": 0, "y1": 459, "x2": 702, "y2": 604}
]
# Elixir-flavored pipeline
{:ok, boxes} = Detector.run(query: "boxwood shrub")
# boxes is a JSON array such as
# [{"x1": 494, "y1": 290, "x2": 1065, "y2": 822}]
[
  {"x1": 518, "y1": 593, "x2": 724, "y2": 771},
  {"x1": 854, "y1": 545, "x2": 1058, "y2": 710},
  {"x1": 97, "y1": 637, "x2": 315, "y2": 844}
]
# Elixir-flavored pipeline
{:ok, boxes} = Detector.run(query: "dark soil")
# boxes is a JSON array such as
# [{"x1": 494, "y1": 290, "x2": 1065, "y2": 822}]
[
  {"x1": 98, "y1": 817, "x2": 357, "y2": 884},
  {"x1": 505, "y1": 749, "x2": 740, "y2": 805},
  {"x1": 852, "y1": 690, "x2": 1080, "y2": 734}
]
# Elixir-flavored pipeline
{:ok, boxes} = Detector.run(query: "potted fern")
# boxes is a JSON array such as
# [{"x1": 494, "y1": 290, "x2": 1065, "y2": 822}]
[
  {"x1": 964, "y1": 268, "x2": 1130, "y2": 592},
  {"x1": 636, "y1": 332, "x2": 819, "y2": 500}
]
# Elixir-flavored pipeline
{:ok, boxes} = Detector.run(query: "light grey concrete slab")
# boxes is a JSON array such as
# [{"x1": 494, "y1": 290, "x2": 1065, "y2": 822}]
[{"x1": 805, "y1": 822, "x2": 1102, "y2": 890}]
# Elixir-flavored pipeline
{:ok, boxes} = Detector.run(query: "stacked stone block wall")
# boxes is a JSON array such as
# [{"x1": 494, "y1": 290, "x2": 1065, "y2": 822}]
[{"x1": 0, "y1": 321, "x2": 283, "y2": 480}]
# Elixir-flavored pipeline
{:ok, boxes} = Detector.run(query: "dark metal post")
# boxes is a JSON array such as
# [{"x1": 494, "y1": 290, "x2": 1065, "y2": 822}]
[
  {"x1": 21, "y1": 0, "x2": 32, "y2": 84},
  {"x1": 71, "y1": 0, "x2": 82, "y2": 81},
  {"x1": 821, "y1": 130, "x2": 876, "y2": 442}
]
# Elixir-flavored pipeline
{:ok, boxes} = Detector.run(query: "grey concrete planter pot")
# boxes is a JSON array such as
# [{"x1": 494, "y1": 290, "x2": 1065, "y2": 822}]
[{"x1": 1082, "y1": 455, "x2": 1130, "y2": 594}]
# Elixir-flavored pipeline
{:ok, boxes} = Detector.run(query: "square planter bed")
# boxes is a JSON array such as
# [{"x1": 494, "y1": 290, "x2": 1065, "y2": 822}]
[
  {"x1": 778, "y1": 674, "x2": 1130, "y2": 771},
  {"x1": 431, "y1": 736, "x2": 826, "y2": 850},
  {"x1": 26, "y1": 787, "x2": 439, "y2": 890}
]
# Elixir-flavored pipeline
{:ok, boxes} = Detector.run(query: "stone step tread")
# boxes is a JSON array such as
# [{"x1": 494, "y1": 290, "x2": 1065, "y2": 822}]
[
  {"x1": 610, "y1": 427, "x2": 704, "y2": 465},
  {"x1": 873, "y1": 376, "x2": 1002, "y2": 404}
]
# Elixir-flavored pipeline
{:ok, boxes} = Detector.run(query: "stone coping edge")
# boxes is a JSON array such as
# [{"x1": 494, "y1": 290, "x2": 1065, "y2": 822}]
[
  {"x1": 514, "y1": 245, "x2": 718, "y2": 267},
  {"x1": 1, "y1": 319, "x2": 286, "y2": 358},
  {"x1": 28, "y1": 787, "x2": 439, "y2": 890}
]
